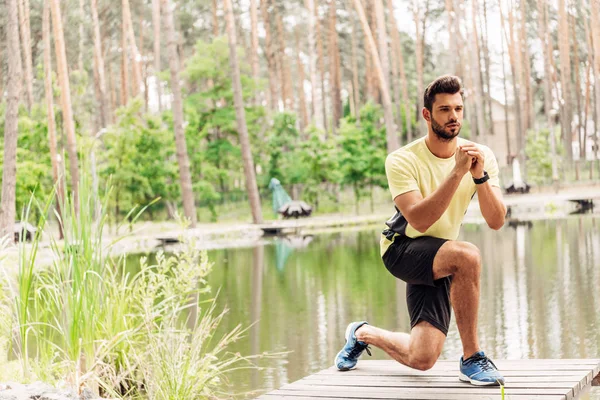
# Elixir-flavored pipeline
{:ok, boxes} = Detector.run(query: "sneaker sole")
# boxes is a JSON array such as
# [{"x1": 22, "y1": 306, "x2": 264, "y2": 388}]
[
  {"x1": 333, "y1": 323, "x2": 359, "y2": 371},
  {"x1": 459, "y1": 372, "x2": 503, "y2": 386}
]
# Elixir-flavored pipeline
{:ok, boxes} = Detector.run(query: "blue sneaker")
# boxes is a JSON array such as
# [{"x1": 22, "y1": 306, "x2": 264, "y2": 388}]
[
  {"x1": 334, "y1": 321, "x2": 371, "y2": 371},
  {"x1": 459, "y1": 351, "x2": 505, "y2": 386}
]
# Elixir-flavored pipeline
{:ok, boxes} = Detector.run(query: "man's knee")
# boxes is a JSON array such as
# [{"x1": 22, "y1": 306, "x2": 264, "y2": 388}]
[
  {"x1": 408, "y1": 350, "x2": 439, "y2": 371},
  {"x1": 454, "y1": 241, "x2": 481, "y2": 274}
]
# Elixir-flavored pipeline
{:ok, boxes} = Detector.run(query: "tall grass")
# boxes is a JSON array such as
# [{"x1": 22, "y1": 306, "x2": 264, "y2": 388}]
[{"x1": 3, "y1": 176, "x2": 255, "y2": 399}]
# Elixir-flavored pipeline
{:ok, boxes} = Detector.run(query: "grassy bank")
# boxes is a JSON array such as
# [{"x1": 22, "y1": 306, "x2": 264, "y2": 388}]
[{"x1": 0, "y1": 183, "x2": 257, "y2": 399}]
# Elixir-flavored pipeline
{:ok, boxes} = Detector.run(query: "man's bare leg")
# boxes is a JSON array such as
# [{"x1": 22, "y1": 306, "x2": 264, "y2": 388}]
[
  {"x1": 355, "y1": 321, "x2": 445, "y2": 371},
  {"x1": 353, "y1": 240, "x2": 481, "y2": 369},
  {"x1": 432, "y1": 241, "x2": 481, "y2": 359}
]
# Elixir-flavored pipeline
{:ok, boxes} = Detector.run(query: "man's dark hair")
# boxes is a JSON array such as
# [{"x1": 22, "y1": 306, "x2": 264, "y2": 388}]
[{"x1": 423, "y1": 75, "x2": 464, "y2": 111}]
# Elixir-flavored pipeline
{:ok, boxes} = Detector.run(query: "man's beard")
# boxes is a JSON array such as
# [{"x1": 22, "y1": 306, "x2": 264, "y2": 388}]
[{"x1": 431, "y1": 115, "x2": 461, "y2": 142}]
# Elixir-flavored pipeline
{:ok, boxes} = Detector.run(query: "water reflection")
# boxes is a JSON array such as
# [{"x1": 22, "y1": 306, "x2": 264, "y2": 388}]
[{"x1": 205, "y1": 217, "x2": 600, "y2": 399}]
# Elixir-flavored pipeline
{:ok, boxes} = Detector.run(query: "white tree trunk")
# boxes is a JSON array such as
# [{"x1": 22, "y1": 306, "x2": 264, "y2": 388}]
[
  {"x1": 50, "y1": 0, "x2": 80, "y2": 214},
  {"x1": 224, "y1": 0, "x2": 264, "y2": 224},
  {"x1": 387, "y1": 0, "x2": 412, "y2": 142},
  {"x1": 250, "y1": 0, "x2": 260, "y2": 104},
  {"x1": 0, "y1": 0, "x2": 23, "y2": 239},
  {"x1": 17, "y1": 0, "x2": 33, "y2": 110},
  {"x1": 557, "y1": 0, "x2": 573, "y2": 162},
  {"x1": 162, "y1": 0, "x2": 197, "y2": 227},
  {"x1": 43, "y1": 0, "x2": 65, "y2": 238},
  {"x1": 305, "y1": 0, "x2": 323, "y2": 128},
  {"x1": 91, "y1": 0, "x2": 109, "y2": 127},
  {"x1": 123, "y1": 0, "x2": 142, "y2": 98},
  {"x1": 375, "y1": 0, "x2": 396, "y2": 143},
  {"x1": 152, "y1": 0, "x2": 162, "y2": 112},
  {"x1": 537, "y1": 0, "x2": 558, "y2": 181},
  {"x1": 353, "y1": 0, "x2": 398, "y2": 153}
]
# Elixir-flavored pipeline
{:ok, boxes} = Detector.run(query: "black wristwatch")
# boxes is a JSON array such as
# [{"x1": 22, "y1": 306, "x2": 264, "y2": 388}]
[{"x1": 473, "y1": 171, "x2": 489, "y2": 185}]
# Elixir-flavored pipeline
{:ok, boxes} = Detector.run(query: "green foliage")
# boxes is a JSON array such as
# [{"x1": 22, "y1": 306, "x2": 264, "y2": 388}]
[
  {"x1": 0, "y1": 104, "x2": 54, "y2": 217},
  {"x1": 264, "y1": 112, "x2": 303, "y2": 186},
  {"x1": 338, "y1": 103, "x2": 388, "y2": 209},
  {"x1": 525, "y1": 127, "x2": 563, "y2": 185},
  {"x1": 184, "y1": 37, "x2": 266, "y2": 218},
  {"x1": 100, "y1": 99, "x2": 179, "y2": 218},
  {"x1": 4, "y1": 181, "x2": 253, "y2": 398}
]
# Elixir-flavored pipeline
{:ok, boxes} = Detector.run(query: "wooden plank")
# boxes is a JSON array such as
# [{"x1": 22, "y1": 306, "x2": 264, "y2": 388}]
[
  {"x1": 259, "y1": 395, "x2": 564, "y2": 400},
  {"x1": 302, "y1": 375, "x2": 584, "y2": 383},
  {"x1": 260, "y1": 359, "x2": 600, "y2": 400},
  {"x1": 265, "y1": 389, "x2": 565, "y2": 400},
  {"x1": 297, "y1": 376, "x2": 575, "y2": 389},
  {"x1": 278, "y1": 384, "x2": 569, "y2": 396},
  {"x1": 364, "y1": 359, "x2": 600, "y2": 366},
  {"x1": 317, "y1": 369, "x2": 590, "y2": 376}
]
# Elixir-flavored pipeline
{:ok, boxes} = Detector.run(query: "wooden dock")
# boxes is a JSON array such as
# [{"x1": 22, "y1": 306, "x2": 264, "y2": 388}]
[{"x1": 259, "y1": 359, "x2": 600, "y2": 400}]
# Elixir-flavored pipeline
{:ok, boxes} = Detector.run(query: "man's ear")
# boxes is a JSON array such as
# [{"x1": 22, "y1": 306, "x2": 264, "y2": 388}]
[{"x1": 422, "y1": 107, "x2": 431, "y2": 123}]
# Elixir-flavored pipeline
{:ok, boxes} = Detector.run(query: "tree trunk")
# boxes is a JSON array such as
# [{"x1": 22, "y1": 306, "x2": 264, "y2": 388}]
[
  {"x1": 413, "y1": 0, "x2": 430, "y2": 135},
  {"x1": 276, "y1": 12, "x2": 294, "y2": 112},
  {"x1": 481, "y1": 0, "x2": 494, "y2": 137},
  {"x1": 352, "y1": 0, "x2": 398, "y2": 153},
  {"x1": 0, "y1": 44, "x2": 3, "y2": 100},
  {"x1": 500, "y1": 29, "x2": 512, "y2": 165},
  {"x1": 519, "y1": 0, "x2": 534, "y2": 133},
  {"x1": 212, "y1": 0, "x2": 219, "y2": 36},
  {"x1": 43, "y1": 0, "x2": 64, "y2": 239},
  {"x1": 121, "y1": 19, "x2": 129, "y2": 105},
  {"x1": 386, "y1": 0, "x2": 401, "y2": 140},
  {"x1": 589, "y1": 0, "x2": 600, "y2": 172},
  {"x1": 152, "y1": 0, "x2": 162, "y2": 112},
  {"x1": 162, "y1": 0, "x2": 197, "y2": 227},
  {"x1": 305, "y1": 0, "x2": 323, "y2": 127},
  {"x1": 500, "y1": 0, "x2": 524, "y2": 168},
  {"x1": 139, "y1": 16, "x2": 149, "y2": 111},
  {"x1": 260, "y1": 0, "x2": 279, "y2": 111},
  {"x1": 537, "y1": 0, "x2": 558, "y2": 181},
  {"x1": 108, "y1": 59, "x2": 117, "y2": 115},
  {"x1": 123, "y1": 0, "x2": 142, "y2": 98},
  {"x1": 0, "y1": 0, "x2": 22, "y2": 239},
  {"x1": 50, "y1": 0, "x2": 80, "y2": 214},
  {"x1": 374, "y1": 0, "x2": 395, "y2": 141},
  {"x1": 557, "y1": 0, "x2": 573, "y2": 162},
  {"x1": 351, "y1": 20, "x2": 361, "y2": 121},
  {"x1": 571, "y1": 14, "x2": 583, "y2": 164},
  {"x1": 79, "y1": 0, "x2": 85, "y2": 71},
  {"x1": 445, "y1": 0, "x2": 456, "y2": 74},
  {"x1": 583, "y1": 0, "x2": 594, "y2": 178},
  {"x1": 329, "y1": 0, "x2": 342, "y2": 132},
  {"x1": 223, "y1": 0, "x2": 263, "y2": 224},
  {"x1": 315, "y1": 0, "x2": 328, "y2": 133},
  {"x1": 387, "y1": 0, "x2": 411, "y2": 142},
  {"x1": 250, "y1": 0, "x2": 260, "y2": 104},
  {"x1": 17, "y1": 0, "x2": 33, "y2": 110},
  {"x1": 470, "y1": 0, "x2": 486, "y2": 144},
  {"x1": 364, "y1": 4, "x2": 373, "y2": 104},
  {"x1": 91, "y1": 0, "x2": 108, "y2": 127},
  {"x1": 368, "y1": 1, "x2": 380, "y2": 103},
  {"x1": 295, "y1": 30, "x2": 309, "y2": 131}
]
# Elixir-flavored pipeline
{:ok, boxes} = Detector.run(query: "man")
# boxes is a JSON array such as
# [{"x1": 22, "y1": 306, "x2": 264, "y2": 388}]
[{"x1": 334, "y1": 75, "x2": 507, "y2": 386}]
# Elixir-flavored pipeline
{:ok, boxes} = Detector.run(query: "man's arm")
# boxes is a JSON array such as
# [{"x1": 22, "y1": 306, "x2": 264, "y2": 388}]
[
  {"x1": 476, "y1": 184, "x2": 506, "y2": 230},
  {"x1": 393, "y1": 169, "x2": 464, "y2": 233},
  {"x1": 393, "y1": 148, "x2": 472, "y2": 233},
  {"x1": 462, "y1": 144, "x2": 507, "y2": 230}
]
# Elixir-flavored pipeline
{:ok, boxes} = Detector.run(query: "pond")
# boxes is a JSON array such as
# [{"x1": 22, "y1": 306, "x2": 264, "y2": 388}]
[{"x1": 185, "y1": 216, "x2": 600, "y2": 398}]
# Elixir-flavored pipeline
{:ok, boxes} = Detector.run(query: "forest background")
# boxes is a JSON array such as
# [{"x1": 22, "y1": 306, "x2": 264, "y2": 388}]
[{"x1": 1, "y1": 0, "x2": 600, "y2": 234}]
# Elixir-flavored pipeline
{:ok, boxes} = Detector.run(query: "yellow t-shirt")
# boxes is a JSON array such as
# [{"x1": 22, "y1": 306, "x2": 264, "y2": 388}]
[{"x1": 380, "y1": 136, "x2": 500, "y2": 256}]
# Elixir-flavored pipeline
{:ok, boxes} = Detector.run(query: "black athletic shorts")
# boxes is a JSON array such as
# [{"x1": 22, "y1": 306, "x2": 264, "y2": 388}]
[{"x1": 382, "y1": 231, "x2": 452, "y2": 335}]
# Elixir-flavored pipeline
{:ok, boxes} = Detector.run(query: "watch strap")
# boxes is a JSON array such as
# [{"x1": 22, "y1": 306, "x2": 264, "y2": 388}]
[{"x1": 473, "y1": 171, "x2": 489, "y2": 185}]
